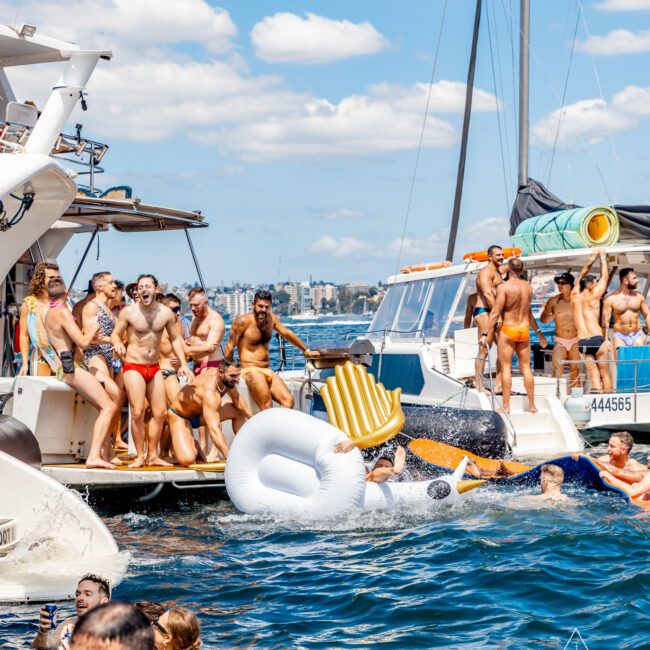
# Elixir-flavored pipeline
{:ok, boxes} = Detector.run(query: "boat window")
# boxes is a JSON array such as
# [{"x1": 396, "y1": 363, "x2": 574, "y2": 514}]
[
  {"x1": 444, "y1": 274, "x2": 474, "y2": 338},
  {"x1": 423, "y1": 275, "x2": 464, "y2": 338},
  {"x1": 368, "y1": 284, "x2": 406, "y2": 335},
  {"x1": 393, "y1": 280, "x2": 431, "y2": 336}
]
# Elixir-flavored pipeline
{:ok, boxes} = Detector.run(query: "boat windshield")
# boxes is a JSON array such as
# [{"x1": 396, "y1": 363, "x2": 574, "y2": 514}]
[{"x1": 368, "y1": 275, "x2": 463, "y2": 339}]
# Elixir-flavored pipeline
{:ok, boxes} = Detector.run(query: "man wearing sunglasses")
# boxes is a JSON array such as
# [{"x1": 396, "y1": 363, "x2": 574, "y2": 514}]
[
  {"x1": 541, "y1": 272, "x2": 580, "y2": 387},
  {"x1": 33, "y1": 574, "x2": 111, "y2": 648}
]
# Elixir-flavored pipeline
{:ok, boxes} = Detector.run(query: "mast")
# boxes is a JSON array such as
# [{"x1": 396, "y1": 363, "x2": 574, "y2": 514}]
[
  {"x1": 446, "y1": 0, "x2": 482, "y2": 262},
  {"x1": 518, "y1": 0, "x2": 529, "y2": 189}
]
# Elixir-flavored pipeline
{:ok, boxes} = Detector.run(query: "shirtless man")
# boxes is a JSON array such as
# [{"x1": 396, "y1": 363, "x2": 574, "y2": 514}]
[
  {"x1": 571, "y1": 249, "x2": 612, "y2": 392},
  {"x1": 600, "y1": 455, "x2": 650, "y2": 504},
  {"x1": 602, "y1": 267, "x2": 650, "y2": 357},
  {"x1": 225, "y1": 290, "x2": 318, "y2": 410},
  {"x1": 72, "y1": 278, "x2": 97, "y2": 324},
  {"x1": 184, "y1": 288, "x2": 225, "y2": 376},
  {"x1": 111, "y1": 274, "x2": 191, "y2": 467},
  {"x1": 540, "y1": 272, "x2": 580, "y2": 387},
  {"x1": 474, "y1": 245, "x2": 505, "y2": 391},
  {"x1": 528, "y1": 464, "x2": 571, "y2": 502},
  {"x1": 167, "y1": 357, "x2": 252, "y2": 465},
  {"x1": 158, "y1": 294, "x2": 185, "y2": 406},
  {"x1": 589, "y1": 431, "x2": 646, "y2": 474},
  {"x1": 43, "y1": 277, "x2": 119, "y2": 469},
  {"x1": 483, "y1": 258, "x2": 547, "y2": 414}
]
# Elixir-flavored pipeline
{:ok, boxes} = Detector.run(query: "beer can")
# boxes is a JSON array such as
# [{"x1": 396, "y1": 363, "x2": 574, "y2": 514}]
[{"x1": 44, "y1": 604, "x2": 57, "y2": 629}]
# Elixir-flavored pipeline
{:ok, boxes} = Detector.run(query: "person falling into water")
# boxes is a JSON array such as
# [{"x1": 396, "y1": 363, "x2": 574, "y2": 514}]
[
  {"x1": 224, "y1": 290, "x2": 319, "y2": 411},
  {"x1": 474, "y1": 245, "x2": 505, "y2": 392},
  {"x1": 602, "y1": 267, "x2": 650, "y2": 357},
  {"x1": 540, "y1": 272, "x2": 580, "y2": 387},
  {"x1": 571, "y1": 249, "x2": 613, "y2": 393},
  {"x1": 111, "y1": 274, "x2": 191, "y2": 468},
  {"x1": 483, "y1": 257, "x2": 547, "y2": 415}
]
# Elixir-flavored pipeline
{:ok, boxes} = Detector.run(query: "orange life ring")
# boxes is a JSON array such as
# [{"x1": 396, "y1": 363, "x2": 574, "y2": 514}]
[
  {"x1": 400, "y1": 260, "x2": 451, "y2": 274},
  {"x1": 463, "y1": 247, "x2": 521, "y2": 263}
]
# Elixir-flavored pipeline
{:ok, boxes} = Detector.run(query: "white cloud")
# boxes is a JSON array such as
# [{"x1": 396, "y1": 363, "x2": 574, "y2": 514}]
[
  {"x1": 576, "y1": 29, "x2": 650, "y2": 55},
  {"x1": 369, "y1": 80, "x2": 500, "y2": 113},
  {"x1": 251, "y1": 12, "x2": 388, "y2": 64},
  {"x1": 594, "y1": 0, "x2": 650, "y2": 10},
  {"x1": 326, "y1": 209, "x2": 366, "y2": 220},
  {"x1": 531, "y1": 97, "x2": 636, "y2": 145},
  {"x1": 2, "y1": 2, "x2": 496, "y2": 160},
  {"x1": 7, "y1": 0, "x2": 237, "y2": 54},
  {"x1": 310, "y1": 235, "x2": 373, "y2": 258}
]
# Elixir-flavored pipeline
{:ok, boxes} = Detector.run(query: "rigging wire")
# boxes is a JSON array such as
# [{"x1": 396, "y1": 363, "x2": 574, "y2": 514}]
[
  {"x1": 546, "y1": 1, "x2": 581, "y2": 187},
  {"x1": 485, "y1": 0, "x2": 511, "y2": 215},
  {"x1": 378, "y1": 0, "x2": 449, "y2": 370},
  {"x1": 577, "y1": 0, "x2": 620, "y2": 203},
  {"x1": 499, "y1": 0, "x2": 612, "y2": 202}
]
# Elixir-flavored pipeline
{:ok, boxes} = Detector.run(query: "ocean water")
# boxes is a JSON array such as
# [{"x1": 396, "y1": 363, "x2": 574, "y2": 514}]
[{"x1": 2, "y1": 320, "x2": 650, "y2": 649}]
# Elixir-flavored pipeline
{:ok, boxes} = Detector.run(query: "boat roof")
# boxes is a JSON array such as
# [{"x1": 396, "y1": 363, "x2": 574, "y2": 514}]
[
  {"x1": 387, "y1": 243, "x2": 650, "y2": 285},
  {"x1": 61, "y1": 195, "x2": 207, "y2": 233},
  {"x1": 0, "y1": 24, "x2": 111, "y2": 66}
]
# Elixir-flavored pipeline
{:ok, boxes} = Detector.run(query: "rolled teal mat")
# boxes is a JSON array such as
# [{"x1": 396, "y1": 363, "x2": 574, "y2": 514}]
[{"x1": 512, "y1": 206, "x2": 619, "y2": 255}]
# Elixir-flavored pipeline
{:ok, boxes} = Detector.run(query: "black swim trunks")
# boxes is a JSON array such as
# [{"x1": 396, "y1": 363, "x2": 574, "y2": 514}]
[{"x1": 578, "y1": 335, "x2": 605, "y2": 356}]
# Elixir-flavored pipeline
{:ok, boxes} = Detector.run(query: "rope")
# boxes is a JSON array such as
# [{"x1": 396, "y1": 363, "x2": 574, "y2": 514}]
[
  {"x1": 379, "y1": 0, "x2": 449, "y2": 372},
  {"x1": 485, "y1": 0, "x2": 511, "y2": 216},
  {"x1": 546, "y1": 2, "x2": 580, "y2": 186}
]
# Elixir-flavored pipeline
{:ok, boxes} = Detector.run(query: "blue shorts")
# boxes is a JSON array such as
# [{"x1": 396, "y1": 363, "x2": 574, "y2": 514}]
[{"x1": 169, "y1": 407, "x2": 201, "y2": 429}]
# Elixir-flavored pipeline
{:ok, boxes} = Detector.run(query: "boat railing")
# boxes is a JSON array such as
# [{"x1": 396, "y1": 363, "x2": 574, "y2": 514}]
[
  {"x1": 0, "y1": 121, "x2": 109, "y2": 193},
  {"x1": 352, "y1": 328, "x2": 428, "y2": 341},
  {"x1": 554, "y1": 356, "x2": 650, "y2": 424},
  {"x1": 475, "y1": 345, "x2": 517, "y2": 448}
]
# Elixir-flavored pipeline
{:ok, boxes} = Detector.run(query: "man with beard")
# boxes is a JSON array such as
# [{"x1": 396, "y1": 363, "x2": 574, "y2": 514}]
[
  {"x1": 225, "y1": 290, "x2": 318, "y2": 410},
  {"x1": 111, "y1": 274, "x2": 191, "y2": 468},
  {"x1": 603, "y1": 267, "x2": 650, "y2": 356},
  {"x1": 184, "y1": 287, "x2": 225, "y2": 376},
  {"x1": 167, "y1": 357, "x2": 252, "y2": 464},
  {"x1": 33, "y1": 574, "x2": 111, "y2": 648}
]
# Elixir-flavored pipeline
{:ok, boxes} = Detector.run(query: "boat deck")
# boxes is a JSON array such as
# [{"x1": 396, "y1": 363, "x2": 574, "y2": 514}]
[{"x1": 42, "y1": 463, "x2": 225, "y2": 488}]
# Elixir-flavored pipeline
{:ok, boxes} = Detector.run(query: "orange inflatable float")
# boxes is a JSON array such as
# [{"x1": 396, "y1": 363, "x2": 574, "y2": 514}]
[
  {"x1": 400, "y1": 260, "x2": 451, "y2": 274},
  {"x1": 463, "y1": 247, "x2": 521, "y2": 263}
]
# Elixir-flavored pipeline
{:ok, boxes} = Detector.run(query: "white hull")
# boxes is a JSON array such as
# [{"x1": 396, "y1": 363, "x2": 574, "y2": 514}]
[{"x1": 0, "y1": 450, "x2": 126, "y2": 602}]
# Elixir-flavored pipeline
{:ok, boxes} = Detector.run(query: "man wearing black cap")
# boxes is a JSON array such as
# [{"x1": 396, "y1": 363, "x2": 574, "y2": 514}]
[
  {"x1": 571, "y1": 249, "x2": 612, "y2": 392},
  {"x1": 540, "y1": 271, "x2": 580, "y2": 386}
]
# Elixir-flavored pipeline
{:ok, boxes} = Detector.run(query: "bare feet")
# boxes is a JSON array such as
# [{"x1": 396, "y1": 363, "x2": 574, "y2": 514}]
[
  {"x1": 497, "y1": 406, "x2": 510, "y2": 415},
  {"x1": 146, "y1": 455, "x2": 173, "y2": 467},
  {"x1": 528, "y1": 404, "x2": 538, "y2": 414},
  {"x1": 128, "y1": 456, "x2": 146, "y2": 469},
  {"x1": 86, "y1": 457, "x2": 118, "y2": 470},
  {"x1": 109, "y1": 456, "x2": 124, "y2": 466},
  {"x1": 114, "y1": 440, "x2": 129, "y2": 451}
]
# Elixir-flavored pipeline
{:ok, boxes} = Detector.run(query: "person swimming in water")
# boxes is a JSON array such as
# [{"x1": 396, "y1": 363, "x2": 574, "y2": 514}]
[
  {"x1": 600, "y1": 455, "x2": 650, "y2": 504},
  {"x1": 527, "y1": 464, "x2": 571, "y2": 502}
]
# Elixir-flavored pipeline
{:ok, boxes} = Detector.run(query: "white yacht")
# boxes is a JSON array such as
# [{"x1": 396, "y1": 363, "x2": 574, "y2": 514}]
[{"x1": 0, "y1": 24, "x2": 226, "y2": 500}]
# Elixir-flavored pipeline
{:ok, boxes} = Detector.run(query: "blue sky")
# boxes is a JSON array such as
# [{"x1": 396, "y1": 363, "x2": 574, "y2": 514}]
[{"x1": 4, "y1": 0, "x2": 650, "y2": 286}]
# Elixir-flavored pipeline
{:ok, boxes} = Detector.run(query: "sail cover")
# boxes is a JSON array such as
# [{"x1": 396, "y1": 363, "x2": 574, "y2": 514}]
[{"x1": 510, "y1": 178, "x2": 650, "y2": 243}]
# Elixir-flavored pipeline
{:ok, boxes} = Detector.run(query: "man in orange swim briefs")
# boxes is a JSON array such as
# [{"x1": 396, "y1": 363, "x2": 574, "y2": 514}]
[
  {"x1": 111, "y1": 274, "x2": 191, "y2": 468},
  {"x1": 224, "y1": 290, "x2": 319, "y2": 410},
  {"x1": 483, "y1": 258, "x2": 546, "y2": 415}
]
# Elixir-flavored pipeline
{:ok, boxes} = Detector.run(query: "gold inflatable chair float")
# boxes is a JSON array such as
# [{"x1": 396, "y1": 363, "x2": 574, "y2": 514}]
[{"x1": 320, "y1": 361, "x2": 404, "y2": 449}]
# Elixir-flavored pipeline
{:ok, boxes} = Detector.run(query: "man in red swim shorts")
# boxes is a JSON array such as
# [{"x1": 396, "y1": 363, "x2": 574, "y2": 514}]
[
  {"x1": 483, "y1": 258, "x2": 546, "y2": 415},
  {"x1": 111, "y1": 274, "x2": 191, "y2": 468}
]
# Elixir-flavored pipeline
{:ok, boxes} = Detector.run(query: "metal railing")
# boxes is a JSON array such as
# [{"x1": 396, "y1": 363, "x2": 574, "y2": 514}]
[{"x1": 0, "y1": 121, "x2": 109, "y2": 193}]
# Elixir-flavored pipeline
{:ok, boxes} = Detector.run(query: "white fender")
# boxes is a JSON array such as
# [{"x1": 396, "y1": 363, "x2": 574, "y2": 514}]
[{"x1": 225, "y1": 409, "x2": 366, "y2": 518}]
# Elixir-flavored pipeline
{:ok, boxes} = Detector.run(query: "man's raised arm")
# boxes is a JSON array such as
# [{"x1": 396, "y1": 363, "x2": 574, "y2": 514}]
[{"x1": 593, "y1": 249, "x2": 610, "y2": 298}]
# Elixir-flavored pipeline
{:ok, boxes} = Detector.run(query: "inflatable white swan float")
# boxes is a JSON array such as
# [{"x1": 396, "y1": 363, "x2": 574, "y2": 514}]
[{"x1": 225, "y1": 409, "x2": 484, "y2": 518}]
